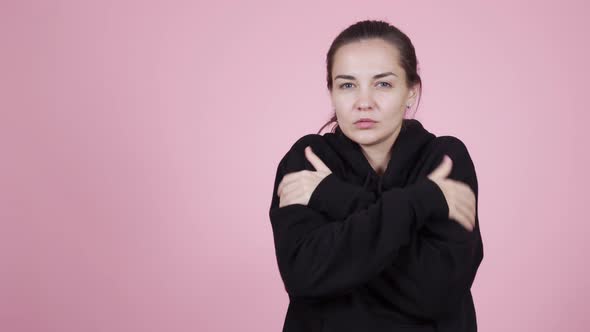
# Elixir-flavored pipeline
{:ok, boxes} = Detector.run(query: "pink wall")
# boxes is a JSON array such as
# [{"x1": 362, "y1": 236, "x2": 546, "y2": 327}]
[{"x1": 1, "y1": 1, "x2": 588, "y2": 331}]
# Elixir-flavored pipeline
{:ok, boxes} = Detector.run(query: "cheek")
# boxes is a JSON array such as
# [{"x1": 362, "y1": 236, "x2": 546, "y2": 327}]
[
  {"x1": 376, "y1": 91, "x2": 403, "y2": 104},
  {"x1": 333, "y1": 109, "x2": 349, "y2": 123},
  {"x1": 332, "y1": 94, "x2": 354, "y2": 106}
]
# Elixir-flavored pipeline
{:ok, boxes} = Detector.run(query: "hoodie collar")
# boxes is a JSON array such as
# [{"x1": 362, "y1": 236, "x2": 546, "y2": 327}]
[{"x1": 325, "y1": 119, "x2": 435, "y2": 194}]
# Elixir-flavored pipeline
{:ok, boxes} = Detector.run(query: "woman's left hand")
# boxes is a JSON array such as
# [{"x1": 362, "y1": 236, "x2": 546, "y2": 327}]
[{"x1": 277, "y1": 146, "x2": 332, "y2": 208}]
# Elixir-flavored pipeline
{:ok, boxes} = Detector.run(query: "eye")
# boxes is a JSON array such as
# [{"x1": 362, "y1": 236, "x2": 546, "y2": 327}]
[
  {"x1": 339, "y1": 82, "x2": 354, "y2": 89},
  {"x1": 378, "y1": 82, "x2": 392, "y2": 88}
]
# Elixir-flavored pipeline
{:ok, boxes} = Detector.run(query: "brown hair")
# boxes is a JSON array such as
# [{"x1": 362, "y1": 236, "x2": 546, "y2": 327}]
[{"x1": 317, "y1": 19, "x2": 423, "y2": 134}]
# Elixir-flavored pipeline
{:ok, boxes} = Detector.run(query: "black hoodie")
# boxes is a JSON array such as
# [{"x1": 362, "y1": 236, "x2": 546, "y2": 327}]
[{"x1": 269, "y1": 119, "x2": 484, "y2": 332}]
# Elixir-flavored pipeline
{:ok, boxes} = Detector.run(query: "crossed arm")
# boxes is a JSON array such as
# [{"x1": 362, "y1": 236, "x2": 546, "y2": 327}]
[{"x1": 269, "y1": 138, "x2": 482, "y2": 320}]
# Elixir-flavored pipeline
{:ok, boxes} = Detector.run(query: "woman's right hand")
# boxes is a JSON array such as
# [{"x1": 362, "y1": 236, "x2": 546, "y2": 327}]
[{"x1": 427, "y1": 155, "x2": 476, "y2": 232}]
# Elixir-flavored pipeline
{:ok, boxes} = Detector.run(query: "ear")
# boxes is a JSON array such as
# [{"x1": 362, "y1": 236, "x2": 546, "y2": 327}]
[{"x1": 406, "y1": 85, "x2": 419, "y2": 105}]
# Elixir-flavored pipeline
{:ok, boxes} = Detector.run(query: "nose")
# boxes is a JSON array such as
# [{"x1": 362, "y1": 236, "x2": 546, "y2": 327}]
[{"x1": 356, "y1": 87, "x2": 375, "y2": 111}]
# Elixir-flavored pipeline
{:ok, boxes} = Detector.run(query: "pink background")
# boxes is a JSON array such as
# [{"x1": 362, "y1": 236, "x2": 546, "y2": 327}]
[{"x1": 2, "y1": 1, "x2": 589, "y2": 331}]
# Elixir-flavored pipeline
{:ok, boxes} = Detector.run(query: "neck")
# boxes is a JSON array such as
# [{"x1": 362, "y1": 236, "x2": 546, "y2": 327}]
[{"x1": 359, "y1": 124, "x2": 402, "y2": 175}]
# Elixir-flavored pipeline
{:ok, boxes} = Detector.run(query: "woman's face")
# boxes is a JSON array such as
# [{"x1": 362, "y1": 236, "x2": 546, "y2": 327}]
[{"x1": 330, "y1": 38, "x2": 418, "y2": 147}]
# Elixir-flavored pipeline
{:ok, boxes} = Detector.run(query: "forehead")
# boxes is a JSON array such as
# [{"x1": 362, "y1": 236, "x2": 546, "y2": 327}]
[{"x1": 332, "y1": 38, "x2": 403, "y2": 77}]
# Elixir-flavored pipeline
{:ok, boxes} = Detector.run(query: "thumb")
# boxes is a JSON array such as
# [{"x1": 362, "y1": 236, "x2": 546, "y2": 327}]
[
  {"x1": 305, "y1": 146, "x2": 331, "y2": 173},
  {"x1": 428, "y1": 155, "x2": 453, "y2": 180}
]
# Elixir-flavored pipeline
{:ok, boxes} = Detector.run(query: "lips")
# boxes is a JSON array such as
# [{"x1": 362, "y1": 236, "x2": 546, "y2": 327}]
[{"x1": 355, "y1": 118, "x2": 376, "y2": 123}]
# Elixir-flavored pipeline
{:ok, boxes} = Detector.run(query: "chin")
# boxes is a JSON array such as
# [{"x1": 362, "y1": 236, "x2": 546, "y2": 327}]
[{"x1": 350, "y1": 128, "x2": 383, "y2": 145}]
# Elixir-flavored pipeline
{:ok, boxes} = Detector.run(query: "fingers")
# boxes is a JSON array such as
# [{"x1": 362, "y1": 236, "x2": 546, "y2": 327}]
[
  {"x1": 428, "y1": 155, "x2": 453, "y2": 180},
  {"x1": 305, "y1": 146, "x2": 331, "y2": 173},
  {"x1": 278, "y1": 185, "x2": 305, "y2": 207},
  {"x1": 456, "y1": 181, "x2": 476, "y2": 212},
  {"x1": 280, "y1": 182, "x2": 301, "y2": 201},
  {"x1": 452, "y1": 186, "x2": 476, "y2": 231},
  {"x1": 449, "y1": 199, "x2": 473, "y2": 231},
  {"x1": 277, "y1": 146, "x2": 331, "y2": 196},
  {"x1": 454, "y1": 199, "x2": 475, "y2": 231},
  {"x1": 277, "y1": 170, "x2": 308, "y2": 196},
  {"x1": 443, "y1": 178, "x2": 475, "y2": 231},
  {"x1": 278, "y1": 172, "x2": 298, "y2": 197}
]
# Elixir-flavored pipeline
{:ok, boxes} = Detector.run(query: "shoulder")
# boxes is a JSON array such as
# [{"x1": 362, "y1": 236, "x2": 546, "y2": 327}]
[
  {"x1": 276, "y1": 133, "x2": 330, "y2": 174},
  {"x1": 288, "y1": 131, "x2": 341, "y2": 158},
  {"x1": 430, "y1": 135, "x2": 470, "y2": 156},
  {"x1": 279, "y1": 134, "x2": 326, "y2": 162},
  {"x1": 427, "y1": 135, "x2": 478, "y2": 190},
  {"x1": 290, "y1": 133, "x2": 326, "y2": 152},
  {"x1": 428, "y1": 135, "x2": 474, "y2": 167}
]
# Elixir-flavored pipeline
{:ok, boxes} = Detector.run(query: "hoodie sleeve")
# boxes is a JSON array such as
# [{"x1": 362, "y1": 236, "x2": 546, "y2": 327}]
[
  {"x1": 268, "y1": 143, "x2": 449, "y2": 298},
  {"x1": 360, "y1": 137, "x2": 483, "y2": 320},
  {"x1": 308, "y1": 173, "x2": 378, "y2": 220}
]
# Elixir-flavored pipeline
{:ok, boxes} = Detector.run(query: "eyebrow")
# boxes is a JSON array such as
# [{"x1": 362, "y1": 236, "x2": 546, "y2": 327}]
[{"x1": 334, "y1": 71, "x2": 398, "y2": 81}]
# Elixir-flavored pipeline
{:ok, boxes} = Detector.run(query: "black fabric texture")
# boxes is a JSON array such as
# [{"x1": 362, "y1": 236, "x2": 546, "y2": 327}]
[{"x1": 269, "y1": 119, "x2": 484, "y2": 332}]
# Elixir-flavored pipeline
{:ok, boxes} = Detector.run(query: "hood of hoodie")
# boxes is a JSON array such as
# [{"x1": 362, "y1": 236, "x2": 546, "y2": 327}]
[{"x1": 323, "y1": 118, "x2": 436, "y2": 195}]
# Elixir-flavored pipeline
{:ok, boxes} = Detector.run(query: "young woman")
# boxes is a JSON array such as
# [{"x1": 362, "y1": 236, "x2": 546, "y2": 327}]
[{"x1": 269, "y1": 20, "x2": 483, "y2": 332}]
